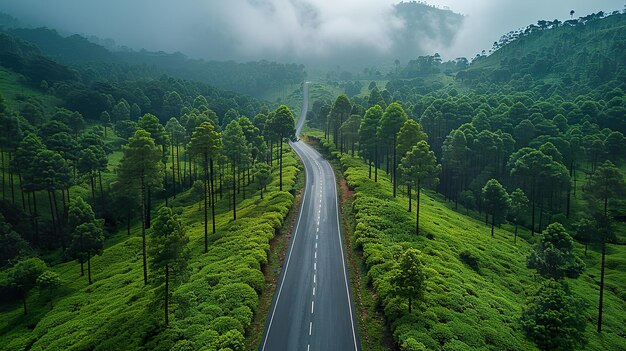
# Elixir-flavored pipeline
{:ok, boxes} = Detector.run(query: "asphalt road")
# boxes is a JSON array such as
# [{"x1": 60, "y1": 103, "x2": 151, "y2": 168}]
[{"x1": 259, "y1": 83, "x2": 360, "y2": 351}]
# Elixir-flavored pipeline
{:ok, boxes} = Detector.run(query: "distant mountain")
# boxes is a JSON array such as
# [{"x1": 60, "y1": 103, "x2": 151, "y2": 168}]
[
  {"x1": 391, "y1": 1, "x2": 465, "y2": 61},
  {"x1": 1, "y1": 26, "x2": 305, "y2": 98}
]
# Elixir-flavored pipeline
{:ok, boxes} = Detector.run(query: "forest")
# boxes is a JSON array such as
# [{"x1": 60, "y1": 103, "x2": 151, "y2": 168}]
[
  {"x1": 304, "y1": 9, "x2": 626, "y2": 351},
  {"x1": 0, "y1": 2, "x2": 625, "y2": 351}
]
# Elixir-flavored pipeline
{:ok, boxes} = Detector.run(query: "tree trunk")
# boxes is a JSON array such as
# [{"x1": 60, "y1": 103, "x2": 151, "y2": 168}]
[
  {"x1": 98, "y1": 171, "x2": 104, "y2": 198},
  {"x1": 165, "y1": 264, "x2": 169, "y2": 325},
  {"x1": 374, "y1": 145, "x2": 378, "y2": 182},
  {"x1": 52, "y1": 190, "x2": 64, "y2": 248},
  {"x1": 23, "y1": 297, "x2": 27, "y2": 315},
  {"x1": 514, "y1": 223, "x2": 518, "y2": 244},
  {"x1": 279, "y1": 137, "x2": 284, "y2": 191},
  {"x1": 491, "y1": 214, "x2": 495, "y2": 237},
  {"x1": 171, "y1": 138, "x2": 177, "y2": 198},
  {"x1": 87, "y1": 252, "x2": 92, "y2": 285},
  {"x1": 598, "y1": 240, "x2": 606, "y2": 333},
  {"x1": 408, "y1": 184, "x2": 412, "y2": 212},
  {"x1": 232, "y1": 163, "x2": 237, "y2": 220},
  {"x1": 210, "y1": 158, "x2": 216, "y2": 234},
  {"x1": 176, "y1": 144, "x2": 182, "y2": 191},
  {"x1": 392, "y1": 138, "x2": 397, "y2": 197},
  {"x1": 80, "y1": 260, "x2": 84, "y2": 276},
  {"x1": 9, "y1": 159, "x2": 14, "y2": 204},
  {"x1": 204, "y1": 153, "x2": 209, "y2": 253},
  {"x1": 141, "y1": 175, "x2": 148, "y2": 285},
  {"x1": 19, "y1": 171, "x2": 26, "y2": 212},
  {"x1": 90, "y1": 175, "x2": 96, "y2": 201},
  {"x1": 48, "y1": 190, "x2": 58, "y2": 239},
  {"x1": 598, "y1": 187, "x2": 609, "y2": 333},
  {"x1": 33, "y1": 192, "x2": 39, "y2": 245},
  {"x1": 416, "y1": 179, "x2": 421, "y2": 235},
  {"x1": 146, "y1": 188, "x2": 152, "y2": 229}
]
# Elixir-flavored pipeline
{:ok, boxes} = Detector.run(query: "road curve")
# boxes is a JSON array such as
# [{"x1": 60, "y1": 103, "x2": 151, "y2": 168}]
[{"x1": 259, "y1": 83, "x2": 360, "y2": 351}]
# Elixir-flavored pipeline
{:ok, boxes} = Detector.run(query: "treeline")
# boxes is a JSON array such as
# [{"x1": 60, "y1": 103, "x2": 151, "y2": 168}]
[
  {"x1": 462, "y1": 11, "x2": 626, "y2": 87},
  {"x1": 2, "y1": 26, "x2": 307, "y2": 97}
]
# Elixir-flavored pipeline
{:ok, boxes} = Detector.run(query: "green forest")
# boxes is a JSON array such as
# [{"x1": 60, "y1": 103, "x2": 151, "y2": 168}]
[
  {"x1": 304, "y1": 9, "x2": 626, "y2": 351},
  {"x1": 1, "y1": 2, "x2": 625, "y2": 351}
]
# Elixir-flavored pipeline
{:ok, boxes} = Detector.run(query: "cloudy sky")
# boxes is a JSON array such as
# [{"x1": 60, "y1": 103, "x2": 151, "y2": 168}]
[{"x1": 0, "y1": 0, "x2": 622, "y2": 62}]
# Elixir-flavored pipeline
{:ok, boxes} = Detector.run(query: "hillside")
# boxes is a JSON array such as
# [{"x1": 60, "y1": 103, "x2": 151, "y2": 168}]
[
  {"x1": 0, "y1": 28, "x2": 305, "y2": 350},
  {"x1": 1, "y1": 26, "x2": 306, "y2": 99},
  {"x1": 311, "y1": 135, "x2": 625, "y2": 350}
]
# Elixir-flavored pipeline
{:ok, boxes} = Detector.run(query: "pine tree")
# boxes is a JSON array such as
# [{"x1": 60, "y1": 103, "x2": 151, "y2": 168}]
[
  {"x1": 149, "y1": 207, "x2": 189, "y2": 325},
  {"x1": 189, "y1": 122, "x2": 222, "y2": 252},
  {"x1": 117, "y1": 129, "x2": 164, "y2": 284}
]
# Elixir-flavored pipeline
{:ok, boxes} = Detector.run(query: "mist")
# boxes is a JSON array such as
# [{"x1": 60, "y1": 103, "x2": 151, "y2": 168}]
[{"x1": 1, "y1": 0, "x2": 622, "y2": 65}]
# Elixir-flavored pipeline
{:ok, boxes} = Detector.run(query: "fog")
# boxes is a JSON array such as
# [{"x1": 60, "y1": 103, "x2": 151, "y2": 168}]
[{"x1": 1, "y1": 0, "x2": 622, "y2": 64}]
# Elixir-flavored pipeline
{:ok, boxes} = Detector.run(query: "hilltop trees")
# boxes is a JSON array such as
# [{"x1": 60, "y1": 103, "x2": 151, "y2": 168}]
[
  {"x1": 391, "y1": 248, "x2": 427, "y2": 313},
  {"x1": 527, "y1": 222, "x2": 584, "y2": 280},
  {"x1": 6, "y1": 257, "x2": 47, "y2": 314},
  {"x1": 37, "y1": 270, "x2": 61, "y2": 308},
  {"x1": 482, "y1": 179, "x2": 511, "y2": 237},
  {"x1": 584, "y1": 161, "x2": 626, "y2": 332},
  {"x1": 509, "y1": 188, "x2": 529, "y2": 244},
  {"x1": 67, "y1": 197, "x2": 105, "y2": 286},
  {"x1": 359, "y1": 105, "x2": 383, "y2": 181},
  {"x1": 379, "y1": 103, "x2": 408, "y2": 197},
  {"x1": 223, "y1": 120, "x2": 249, "y2": 220},
  {"x1": 254, "y1": 162, "x2": 272, "y2": 199},
  {"x1": 149, "y1": 207, "x2": 189, "y2": 325},
  {"x1": 117, "y1": 130, "x2": 164, "y2": 284},
  {"x1": 267, "y1": 105, "x2": 295, "y2": 191},
  {"x1": 188, "y1": 121, "x2": 222, "y2": 252},
  {"x1": 399, "y1": 141, "x2": 440, "y2": 235},
  {"x1": 521, "y1": 280, "x2": 587, "y2": 351}
]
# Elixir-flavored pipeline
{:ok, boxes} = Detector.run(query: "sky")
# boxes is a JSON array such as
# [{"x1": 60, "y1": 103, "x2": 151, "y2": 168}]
[{"x1": 0, "y1": 0, "x2": 623, "y2": 63}]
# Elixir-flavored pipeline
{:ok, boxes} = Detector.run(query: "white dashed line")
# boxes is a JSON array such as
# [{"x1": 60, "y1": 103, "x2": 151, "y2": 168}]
[
  {"x1": 311, "y1": 301, "x2": 315, "y2": 313},
  {"x1": 309, "y1": 322, "x2": 313, "y2": 335},
  {"x1": 314, "y1": 262, "x2": 316, "y2": 271},
  {"x1": 313, "y1": 274, "x2": 316, "y2": 283},
  {"x1": 313, "y1": 286, "x2": 316, "y2": 296}
]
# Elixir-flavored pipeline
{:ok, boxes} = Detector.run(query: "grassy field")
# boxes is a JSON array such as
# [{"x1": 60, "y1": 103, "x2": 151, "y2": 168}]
[
  {"x1": 0, "y1": 147, "x2": 301, "y2": 350},
  {"x1": 0, "y1": 67, "x2": 59, "y2": 113},
  {"x1": 309, "y1": 131, "x2": 626, "y2": 351}
]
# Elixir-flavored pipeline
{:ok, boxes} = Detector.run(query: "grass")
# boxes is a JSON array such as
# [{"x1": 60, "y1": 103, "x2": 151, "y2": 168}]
[
  {"x1": 0, "y1": 67, "x2": 59, "y2": 113},
  {"x1": 0, "y1": 148, "x2": 301, "y2": 350},
  {"x1": 311, "y1": 134, "x2": 626, "y2": 351}
]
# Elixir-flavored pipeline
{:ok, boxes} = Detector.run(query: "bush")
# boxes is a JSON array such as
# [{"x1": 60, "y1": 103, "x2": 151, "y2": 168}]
[{"x1": 459, "y1": 250, "x2": 480, "y2": 271}]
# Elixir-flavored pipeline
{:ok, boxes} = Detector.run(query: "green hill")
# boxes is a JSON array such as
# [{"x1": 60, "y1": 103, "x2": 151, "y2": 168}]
[
  {"x1": 310, "y1": 134, "x2": 625, "y2": 351},
  {"x1": 0, "y1": 28, "x2": 304, "y2": 350}
]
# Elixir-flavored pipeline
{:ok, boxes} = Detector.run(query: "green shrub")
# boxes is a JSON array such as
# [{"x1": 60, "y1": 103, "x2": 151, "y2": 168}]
[{"x1": 459, "y1": 250, "x2": 480, "y2": 271}]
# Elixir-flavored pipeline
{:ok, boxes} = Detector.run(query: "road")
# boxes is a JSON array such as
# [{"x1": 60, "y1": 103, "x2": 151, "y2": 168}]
[{"x1": 259, "y1": 83, "x2": 360, "y2": 351}]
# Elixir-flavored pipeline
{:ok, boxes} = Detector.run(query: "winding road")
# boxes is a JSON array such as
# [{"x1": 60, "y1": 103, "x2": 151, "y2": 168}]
[{"x1": 259, "y1": 83, "x2": 360, "y2": 351}]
